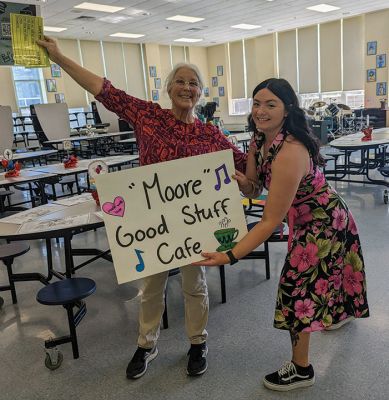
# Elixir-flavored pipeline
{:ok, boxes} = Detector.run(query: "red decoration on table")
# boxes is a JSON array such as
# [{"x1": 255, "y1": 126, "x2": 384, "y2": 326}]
[
  {"x1": 361, "y1": 127, "x2": 373, "y2": 141},
  {"x1": 63, "y1": 154, "x2": 78, "y2": 168},
  {"x1": 3, "y1": 160, "x2": 22, "y2": 178}
]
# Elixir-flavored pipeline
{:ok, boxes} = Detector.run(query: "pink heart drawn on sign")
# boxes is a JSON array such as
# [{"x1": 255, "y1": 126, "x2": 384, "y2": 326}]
[{"x1": 102, "y1": 196, "x2": 125, "y2": 217}]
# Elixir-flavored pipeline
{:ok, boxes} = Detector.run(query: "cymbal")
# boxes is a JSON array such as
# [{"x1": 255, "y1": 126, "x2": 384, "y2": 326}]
[
  {"x1": 337, "y1": 103, "x2": 351, "y2": 110},
  {"x1": 312, "y1": 101, "x2": 326, "y2": 108}
]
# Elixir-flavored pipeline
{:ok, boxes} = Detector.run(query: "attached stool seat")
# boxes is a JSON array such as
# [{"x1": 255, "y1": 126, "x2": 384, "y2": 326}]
[
  {"x1": 36, "y1": 277, "x2": 96, "y2": 370},
  {"x1": 0, "y1": 242, "x2": 30, "y2": 304}
]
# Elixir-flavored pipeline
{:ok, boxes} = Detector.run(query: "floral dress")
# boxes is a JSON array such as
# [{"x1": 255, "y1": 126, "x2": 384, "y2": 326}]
[{"x1": 251, "y1": 131, "x2": 369, "y2": 333}]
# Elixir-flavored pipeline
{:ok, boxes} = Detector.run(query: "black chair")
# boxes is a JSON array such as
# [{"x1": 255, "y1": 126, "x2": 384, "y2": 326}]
[
  {"x1": 0, "y1": 242, "x2": 30, "y2": 304},
  {"x1": 36, "y1": 277, "x2": 96, "y2": 370}
]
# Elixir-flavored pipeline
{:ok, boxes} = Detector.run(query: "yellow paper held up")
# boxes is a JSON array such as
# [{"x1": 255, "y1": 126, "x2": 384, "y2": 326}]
[{"x1": 10, "y1": 13, "x2": 49, "y2": 68}]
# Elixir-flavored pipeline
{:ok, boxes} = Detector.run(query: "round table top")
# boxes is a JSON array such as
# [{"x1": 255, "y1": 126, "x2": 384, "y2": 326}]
[{"x1": 329, "y1": 128, "x2": 389, "y2": 149}]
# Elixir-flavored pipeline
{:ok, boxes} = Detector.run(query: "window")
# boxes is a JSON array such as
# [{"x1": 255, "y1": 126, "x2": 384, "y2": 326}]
[
  {"x1": 299, "y1": 93, "x2": 320, "y2": 109},
  {"x1": 12, "y1": 66, "x2": 46, "y2": 112},
  {"x1": 321, "y1": 91, "x2": 342, "y2": 105},
  {"x1": 344, "y1": 90, "x2": 364, "y2": 109},
  {"x1": 230, "y1": 98, "x2": 252, "y2": 116}
]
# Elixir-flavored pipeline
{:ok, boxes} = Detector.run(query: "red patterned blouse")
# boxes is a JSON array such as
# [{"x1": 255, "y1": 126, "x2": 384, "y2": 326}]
[{"x1": 95, "y1": 79, "x2": 247, "y2": 172}]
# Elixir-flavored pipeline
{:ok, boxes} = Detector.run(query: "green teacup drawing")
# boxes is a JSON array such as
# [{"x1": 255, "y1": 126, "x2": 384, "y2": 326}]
[{"x1": 214, "y1": 228, "x2": 239, "y2": 252}]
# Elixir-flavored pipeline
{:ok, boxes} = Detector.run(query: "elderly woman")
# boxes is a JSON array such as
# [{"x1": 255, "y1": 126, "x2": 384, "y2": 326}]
[{"x1": 38, "y1": 37, "x2": 246, "y2": 379}]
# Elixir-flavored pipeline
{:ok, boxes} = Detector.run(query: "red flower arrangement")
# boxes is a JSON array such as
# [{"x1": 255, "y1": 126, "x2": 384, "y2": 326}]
[
  {"x1": 63, "y1": 154, "x2": 78, "y2": 168},
  {"x1": 361, "y1": 127, "x2": 373, "y2": 141},
  {"x1": 2, "y1": 159, "x2": 22, "y2": 178}
]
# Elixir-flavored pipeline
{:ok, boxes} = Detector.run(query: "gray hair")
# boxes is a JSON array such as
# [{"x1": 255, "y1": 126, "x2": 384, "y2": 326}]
[{"x1": 165, "y1": 62, "x2": 204, "y2": 94}]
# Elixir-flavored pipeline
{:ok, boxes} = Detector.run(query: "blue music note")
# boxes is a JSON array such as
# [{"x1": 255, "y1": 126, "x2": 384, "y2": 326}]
[
  {"x1": 134, "y1": 249, "x2": 145, "y2": 272},
  {"x1": 214, "y1": 163, "x2": 231, "y2": 191}
]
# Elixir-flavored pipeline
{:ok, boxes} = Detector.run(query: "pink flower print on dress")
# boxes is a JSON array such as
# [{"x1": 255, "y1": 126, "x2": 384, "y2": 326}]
[
  {"x1": 315, "y1": 278, "x2": 329, "y2": 295},
  {"x1": 317, "y1": 192, "x2": 330, "y2": 206},
  {"x1": 294, "y1": 299, "x2": 315, "y2": 320},
  {"x1": 290, "y1": 243, "x2": 319, "y2": 273},
  {"x1": 348, "y1": 213, "x2": 358, "y2": 235},
  {"x1": 294, "y1": 204, "x2": 313, "y2": 225},
  {"x1": 329, "y1": 273, "x2": 342, "y2": 291},
  {"x1": 332, "y1": 207, "x2": 347, "y2": 231},
  {"x1": 343, "y1": 264, "x2": 364, "y2": 296},
  {"x1": 302, "y1": 320, "x2": 324, "y2": 332}
]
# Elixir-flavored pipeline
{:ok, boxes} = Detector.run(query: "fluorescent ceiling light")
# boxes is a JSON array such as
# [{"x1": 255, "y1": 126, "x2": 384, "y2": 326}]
[
  {"x1": 109, "y1": 32, "x2": 145, "y2": 38},
  {"x1": 166, "y1": 15, "x2": 204, "y2": 23},
  {"x1": 44, "y1": 26, "x2": 67, "y2": 32},
  {"x1": 231, "y1": 23, "x2": 261, "y2": 30},
  {"x1": 174, "y1": 38, "x2": 203, "y2": 43},
  {"x1": 74, "y1": 2, "x2": 125, "y2": 13},
  {"x1": 99, "y1": 15, "x2": 132, "y2": 23},
  {"x1": 306, "y1": 4, "x2": 340, "y2": 12}
]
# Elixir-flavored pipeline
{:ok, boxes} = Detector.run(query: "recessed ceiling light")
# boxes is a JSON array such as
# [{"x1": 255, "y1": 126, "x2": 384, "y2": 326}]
[
  {"x1": 44, "y1": 26, "x2": 67, "y2": 32},
  {"x1": 231, "y1": 24, "x2": 261, "y2": 30},
  {"x1": 166, "y1": 15, "x2": 204, "y2": 23},
  {"x1": 109, "y1": 32, "x2": 145, "y2": 38},
  {"x1": 99, "y1": 15, "x2": 132, "y2": 23},
  {"x1": 74, "y1": 2, "x2": 125, "y2": 13},
  {"x1": 306, "y1": 4, "x2": 340, "y2": 13},
  {"x1": 174, "y1": 38, "x2": 203, "y2": 43}
]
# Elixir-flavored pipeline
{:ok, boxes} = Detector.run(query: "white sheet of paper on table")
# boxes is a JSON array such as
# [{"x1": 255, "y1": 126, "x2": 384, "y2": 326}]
[
  {"x1": 0, "y1": 204, "x2": 66, "y2": 224},
  {"x1": 53, "y1": 192, "x2": 93, "y2": 206},
  {"x1": 17, "y1": 214, "x2": 90, "y2": 234}
]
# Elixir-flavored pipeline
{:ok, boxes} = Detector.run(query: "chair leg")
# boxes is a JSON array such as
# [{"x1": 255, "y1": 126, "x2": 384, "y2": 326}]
[
  {"x1": 5, "y1": 259, "x2": 17, "y2": 304},
  {"x1": 162, "y1": 293, "x2": 168, "y2": 329},
  {"x1": 219, "y1": 265, "x2": 226, "y2": 303},
  {"x1": 65, "y1": 304, "x2": 79, "y2": 359},
  {"x1": 264, "y1": 241, "x2": 270, "y2": 280}
]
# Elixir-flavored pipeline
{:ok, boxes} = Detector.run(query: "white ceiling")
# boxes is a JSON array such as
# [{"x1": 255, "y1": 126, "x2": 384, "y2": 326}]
[{"x1": 12, "y1": 0, "x2": 389, "y2": 46}]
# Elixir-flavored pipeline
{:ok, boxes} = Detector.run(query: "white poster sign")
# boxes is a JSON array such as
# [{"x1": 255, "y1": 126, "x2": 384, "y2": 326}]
[{"x1": 95, "y1": 150, "x2": 247, "y2": 284}]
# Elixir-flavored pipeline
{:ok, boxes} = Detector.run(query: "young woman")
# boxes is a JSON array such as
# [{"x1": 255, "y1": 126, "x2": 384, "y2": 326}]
[{"x1": 193, "y1": 78, "x2": 369, "y2": 391}]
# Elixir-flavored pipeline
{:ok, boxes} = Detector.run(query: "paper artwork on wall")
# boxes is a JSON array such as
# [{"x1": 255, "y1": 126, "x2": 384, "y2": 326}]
[
  {"x1": 217, "y1": 65, "x2": 223, "y2": 76},
  {"x1": 367, "y1": 69, "x2": 376, "y2": 82},
  {"x1": 149, "y1": 66, "x2": 157, "y2": 77},
  {"x1": 367, "y1": 41, "x2": 377, "y2": 56},
  {"x1": 46, "y1": 79, "x2": 57, "y2": 92},
  {"x1": 154, "y1": 78, "x2": 161, "y2": 89},
  {"x1": 212, "y1": 77, "x2": 218, "y2": 87},
  {"x1": 218, "y1": 86, "x2": 225, "y2": 97},
  {"x1": 152, "y1": 89, "x2": 159, "y2": 101},
  {"x1": 213, "y1": 97, "x2": 219, "y2": 107},
  {"x1": 376, "y1": 82, "x2": 387, "y2": 96},
  {"x1": 376, "y1": 54, "x2": 386, "y2": 68},
  {"x1": 51, "y1": 63, "x2": 61, "y2": 77},
  {"x1": 203, "y1": 87, "x2": 209, "y2": 97},
  {"x1": 55, "y1": 93, "x2": 65, "y2": 103}
]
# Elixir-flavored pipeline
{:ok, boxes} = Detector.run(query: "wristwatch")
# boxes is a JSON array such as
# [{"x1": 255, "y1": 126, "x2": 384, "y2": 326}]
[{"x1": 226, "y1": 250, "x2": 239, "y2": 265}]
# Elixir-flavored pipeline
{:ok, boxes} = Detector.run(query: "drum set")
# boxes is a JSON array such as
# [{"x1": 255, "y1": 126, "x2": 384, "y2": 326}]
[{"x1": 305, "y1": 101, "x2": 369, "y2": 138}]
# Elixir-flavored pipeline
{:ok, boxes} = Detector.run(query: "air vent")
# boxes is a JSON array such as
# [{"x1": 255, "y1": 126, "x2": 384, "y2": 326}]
[
  {"x1": 74, "y1": 16, "x2": 96, "y2": 21},
  {"x1": 185, "y1": 27, "x2": 202, "y2": 32}
]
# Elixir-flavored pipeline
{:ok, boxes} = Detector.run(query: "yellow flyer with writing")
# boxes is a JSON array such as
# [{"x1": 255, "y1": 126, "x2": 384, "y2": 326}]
[{"x1": 10, "y1": 13, "x2": 49, "y2": 67}]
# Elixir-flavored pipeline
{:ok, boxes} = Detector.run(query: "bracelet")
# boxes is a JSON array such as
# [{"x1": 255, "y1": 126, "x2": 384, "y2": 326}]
[{"x1": 226, "y1": 250, "x2": 239, "y2": 265}]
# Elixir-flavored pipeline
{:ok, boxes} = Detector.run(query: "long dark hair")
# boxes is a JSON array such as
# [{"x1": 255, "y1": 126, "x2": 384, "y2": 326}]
[{"x1": 248, "y1": 78, "x2": 324, "y2": 167}]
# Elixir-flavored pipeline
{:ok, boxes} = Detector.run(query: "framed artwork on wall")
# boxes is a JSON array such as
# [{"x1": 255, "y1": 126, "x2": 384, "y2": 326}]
[
  {"x1": 376, "y1": 82, "x2": 387, "y2": 96},
  {"x1": 154, "y1": 78, "x2": 161, "y2": 89},
  {"x1": 217, "y1": 65, "x2": 223, "y2": 76},
  {"x1": 211, "y1": 76, "x2": 218, "y2": 87},
  {"x1": 149, "y1": 66, "x2": 157, "y2": 77},
  {"x1": 46, "y1": 79, "x2": 57, "y2": 92},
  {"x1": 152, "y1": 90, "x2": 159, "y2": 101},
  {"x1": 213, "y1": 97, "x2": 219, "y2": 107},
  {"x1": 376, "y1": 54, "x2": 386, "y2": 68},
  {"x1": 203, "y1": 87, "x2": 209, "y2": 97},
  {"x1": 218, "y1": 86, "x2": 225, "y2": 96},
  {"x1": 55, "y1": 93, "x2": 65, "y2": 103},
  {"x1": 367, "y1": 69, "x2": 376, "y2": 82},
  {"x1": 367, "y1": 41, "x2": 377, "y2": 55},
  {"x1": 50, "y1": 63, "x2": 61, "y2": 77}
]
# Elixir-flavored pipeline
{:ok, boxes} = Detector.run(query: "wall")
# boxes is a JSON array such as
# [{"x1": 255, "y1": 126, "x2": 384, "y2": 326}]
[{"x1": 0, "y1": 67, "x2": 17, "y2": 111}]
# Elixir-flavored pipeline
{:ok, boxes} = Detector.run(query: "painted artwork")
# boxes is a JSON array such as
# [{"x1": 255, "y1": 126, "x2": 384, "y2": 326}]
[
  {"x1": 46, "y1": 79, "x2": 57, "y2": 92},
  {"x1": 376, "y1": 82, "x2": 387, "y2": 96},
  {"x1": 367, "y1": 69, "x2": 376, "y2": 82},
  {"x1": 152, "y1": 89, "x2": 159, "y2": 101},
  {"x1": 212, "y1": 76, "x2": 218, "y2": 87},
  {"x1": 51, "y1": 63, "x2": 61, "y2": 77},
  {"x1": 149, "y1": 66, "x2": 157, "y2": 77},
  {"x1": 55, "y1": 93, "x2": 65, "y2": 103},
  {"x1": 218, "y1": 86, "x2": 225, "y2": 97},
  {"x1": 94, "y1": 150, "x2": 248, "y2": 283},
  {"x1": 217, "y1": 65, "x2": 223, "y2": 76},
  {"x1": 376, "y1": 54, "x2": 386, "y2": 68},
  {"x1": 154, "y1": 78, "x2": 161, "y2": 89},
  {"x1": 367, "y1": 41, "x2": 377, "y2": 56},
  {"x1": 203, "y1": 87, "x2": 209, "y2": 97}
]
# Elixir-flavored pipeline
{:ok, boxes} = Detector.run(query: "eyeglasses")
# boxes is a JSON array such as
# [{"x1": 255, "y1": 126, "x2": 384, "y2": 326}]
[{"x1": 173, "y1": 79, "x2": 200, "y2": 88}]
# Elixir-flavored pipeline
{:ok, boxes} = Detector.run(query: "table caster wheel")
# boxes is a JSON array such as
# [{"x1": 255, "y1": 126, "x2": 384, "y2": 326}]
[
  {"x1": 44, "y1": 348, "x2": 63, "y2": 370},
  {"x1": 384, "y1": 190, "x2": 388, "y2": 204}
]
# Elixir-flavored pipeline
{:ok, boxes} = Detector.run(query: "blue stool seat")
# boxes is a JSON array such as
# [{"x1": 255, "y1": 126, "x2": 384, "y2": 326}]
[
  {"x1": 36, "y1": 277, "x2": 96, "y2": 369},
  {"x1": 37, "y1": 277, "x2": 96, "y2": 305}
]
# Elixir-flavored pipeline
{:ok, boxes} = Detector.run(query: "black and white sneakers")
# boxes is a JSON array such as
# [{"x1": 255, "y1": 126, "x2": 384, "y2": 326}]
[
  {"x1": 187, "y1": 342, "x2": 208, "y2": 376},
  {"x1": 263, "y1": 361, "x2": 315, "y2": 391},
  {"x1": 126, "y1": 346, "x2": 158, "y2": 379}
]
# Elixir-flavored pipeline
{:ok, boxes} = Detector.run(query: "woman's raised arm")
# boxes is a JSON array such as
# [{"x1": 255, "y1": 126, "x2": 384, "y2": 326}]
[{"x1": 37, "y1": 36, "x2": 104, "y2": 96}]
